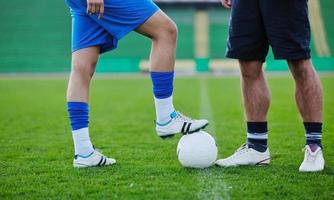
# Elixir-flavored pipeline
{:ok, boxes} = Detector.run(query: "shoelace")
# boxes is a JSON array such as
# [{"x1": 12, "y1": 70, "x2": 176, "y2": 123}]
[
  {"x1": 302, "y1": 146, "x2": 320, "y2": 162},
  {"x1": 176, "y1": 111, "x2": 192, "y2": 121},
  {"x1": 231, "y1": 143, "x2": 249, "y2": 157},
  {"x1": 305, "y1": 148, "x2": 317, "y2": 162},
  {"x1": 306, "y1": 152, "x2": 317, "y2": 162},
  {"x1": 95, "y1": 149, "x2": 103, "y2": 156},
  {"x1": 236, "y1": 143, "x2": 248, "y2": 152}
]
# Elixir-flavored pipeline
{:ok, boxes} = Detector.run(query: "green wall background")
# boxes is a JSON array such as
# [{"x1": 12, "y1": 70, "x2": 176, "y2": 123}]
[{"x1": 0, "y1": 1, "x2": 333, "y2": 73}]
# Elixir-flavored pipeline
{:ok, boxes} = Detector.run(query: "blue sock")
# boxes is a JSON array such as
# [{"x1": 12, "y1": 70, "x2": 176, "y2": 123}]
[
  {"x1": 67, "y1": 102, "x2": 94, "y2": 157},
  {"x1": 247, "y1": 122, "x2": 268, "y2": 152},
  {"x1": 150, "y1": 71, "x2": 174, "y2": 98},
  {"x1": 150, "y1": 72, "x2": 175, "y2": 124},
  {"x1": 67, "y1": 102, "x2": 89, "y2": 130},
  {"x1": 304, "y1": 122, "x2": 322, "y2": 149}
]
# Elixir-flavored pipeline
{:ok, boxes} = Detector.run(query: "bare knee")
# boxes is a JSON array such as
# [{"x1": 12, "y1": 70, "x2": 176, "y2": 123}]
[
  {"x1": 288, "y1": 59, "x2": 314, "y2": 81},
  {"x1": 239, "y1": 60, "x2": 264, "y2": 80},
  {"x1": 153, "y1": 20, "x2": 178, "y2": 44},
  {"x1": 164, "y1": 20, "x2": 178, "y2": 42},
  {"x1": 136, "y1": 10, "x2": 178, "y2": 45},
  {"x1": 72, "y1": 57, "x2": 97, "y2": 79}
]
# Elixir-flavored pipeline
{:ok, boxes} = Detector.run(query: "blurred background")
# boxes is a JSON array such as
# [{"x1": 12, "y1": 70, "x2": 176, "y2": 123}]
[{"x1": 0, "y1": 0, "x2": 333, "y2": 73}]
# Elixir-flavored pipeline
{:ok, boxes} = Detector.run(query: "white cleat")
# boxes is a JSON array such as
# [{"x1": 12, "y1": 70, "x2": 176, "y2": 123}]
[
  {"x1": 299, "y1": 144, "x2": 324, "y2": 172},
  {"x1": 215, "y1": 144, "x2": 270, "y2": 167},
  {"x1": 156, "y1": 111, "x2": 209, "y2": 139},
  {"x1": 73, "y1": 150, "x2": 116, "y2": 168}
]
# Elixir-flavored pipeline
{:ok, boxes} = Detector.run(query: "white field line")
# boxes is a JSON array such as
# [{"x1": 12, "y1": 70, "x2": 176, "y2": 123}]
[
  {"x1": 309, "y1": 0, "x2": 331, "y2": 57},
  {"x1": 197, "y1": 78, "x2": 230, "y2": 200},
  {"x1": 195, "y1": 11, "x2": 209, "y2": 58}
]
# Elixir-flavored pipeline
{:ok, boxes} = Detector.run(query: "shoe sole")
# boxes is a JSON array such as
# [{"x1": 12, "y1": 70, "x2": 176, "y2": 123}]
[
  {"x1": 73, "y1": 163, "x2": 91, "y2": 168},
  {"x1": 299, "y1": 167, "x2": 324, "y2": 172},
  {"x1": 255, "y1": 158, "x2": 271, "y2": 166},
  {"x1": 73, "y1": 161, "x2": 116, "y2": 168},
  {"x1": 216, "y1": 157, "x2": 271, "y2": 167},
  {"x1": 159, "y1": 123, "x2": 209, "y2": 139}
]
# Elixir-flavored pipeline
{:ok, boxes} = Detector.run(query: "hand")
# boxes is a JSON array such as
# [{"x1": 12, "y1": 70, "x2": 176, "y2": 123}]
[
  {"x1": 221, "y1": 0, "x2": 232, "y2": 9},
  {"x1": 87, "y1": 0, "x2": 104, "y2": 19}
]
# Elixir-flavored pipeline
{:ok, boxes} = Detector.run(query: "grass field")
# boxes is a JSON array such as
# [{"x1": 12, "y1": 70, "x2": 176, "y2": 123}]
[{"x1": 1, "y1": 75, "x2": 334, "y2": 199}]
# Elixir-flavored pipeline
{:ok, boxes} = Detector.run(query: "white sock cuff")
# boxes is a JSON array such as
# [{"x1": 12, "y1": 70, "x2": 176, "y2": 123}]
[
  {"x1": 72, "y1": 127, "x2": 94, "y2": 156},
  {"x1": 154, "y1": 96, "x2": 175, "y2": 124},
  {"x1": 247, "y1": 132, "x2": 268, "y2": 140},
  {"x1": 72, "y1": 127, "x2": 89, "y2": 136},
  {"x1": 154, "y1": 96, "x2": 173, "y2": 104}
]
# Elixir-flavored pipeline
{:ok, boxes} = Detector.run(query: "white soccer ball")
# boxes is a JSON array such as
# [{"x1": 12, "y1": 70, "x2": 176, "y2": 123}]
[{"x1": 177, "y1": 130, "x2": 218, "y2": 169}]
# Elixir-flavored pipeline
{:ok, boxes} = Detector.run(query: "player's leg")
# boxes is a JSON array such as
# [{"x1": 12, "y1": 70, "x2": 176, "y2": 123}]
[
  {"x1": 136, "y1": 11, "x2": 176, "y2": 128},
  {"x1": 216, "y1": 61, "x2": 271, "y2": 167},
  {"x1": 288, "y1": 59, "x2": 323, "y2": 123},
  {"x1": 227, "y1": 0, "x2": 271, "y2": 152},
  {"x1": 135, "y1": 10, "x2": 208, "y2": 138},
  {"x1": 288, "y1": 59, "x2": 324, "y2": 172},
  {"x1": 67, "y1": 47, "x2": 99, "y2": 103},
  {"x1": 260, "y1": 0, "x2": 324, "y2": 172},
  {"x1": 239, "y1": 61, "x2": 271, "y2": 152},
  {"x1": 136, "y1": 11, "x2": 176, "y2": 72},
  {"x1": 65, "y1": 0, "x2": 118, "y2": 167},
  {"x1": 67, "y1": 47, "x2": 116, "y2": 168},
  {"x1": 216, "y1": 0, "x2": 270, "y2": 167},
  {"x1": 67, "y1": 47, "x2": 98, "y2": 160}
]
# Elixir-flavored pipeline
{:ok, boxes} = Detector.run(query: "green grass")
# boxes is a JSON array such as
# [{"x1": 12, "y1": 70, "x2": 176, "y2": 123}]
[{"x1": 0, "y1": 76, "x2": 334, "y2": 199}]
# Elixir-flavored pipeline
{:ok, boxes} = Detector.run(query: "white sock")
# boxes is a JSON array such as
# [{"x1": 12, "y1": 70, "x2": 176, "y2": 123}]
[
  {"x1": 154, "y1": 96, "x2": 175, "y2": 125},
  {"x1": 72, "y1": 127, "x2": 94, "y2": 157}
]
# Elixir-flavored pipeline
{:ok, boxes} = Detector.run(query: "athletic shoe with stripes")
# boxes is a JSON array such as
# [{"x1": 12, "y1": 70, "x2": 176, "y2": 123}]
[
  {"x1": 73, "y1": 149, "x2": 116, "y2": 168},
  {"x1": 215, "y1": 144, "x2": 270, "y2": 167},
  {"x1": 299, "y1": 144, "x2": 324, "y2": 172},
  {"x1": 156, "y1": 111, "x2": 209, "y2": 139}
]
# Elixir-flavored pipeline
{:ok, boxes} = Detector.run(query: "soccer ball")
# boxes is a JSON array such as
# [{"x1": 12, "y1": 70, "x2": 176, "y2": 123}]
[{"x1": 177, "y1": 130, "x2": 218, "y2": 169}]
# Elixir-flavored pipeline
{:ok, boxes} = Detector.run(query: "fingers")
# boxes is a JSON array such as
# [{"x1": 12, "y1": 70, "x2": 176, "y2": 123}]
[
  {"x1": 87, "y1": 0, "x2": 104, "y2": 19},
  {"x1": 91, "y1": 3, "x2": 96, "y2": 14},
  {"x1": 87, "y1": 3, "x2": 93, "y2": 15},
  {"x1": 227, "y1": 0, "x2": 232, "y2": 7},
  {"x1": 98, "y1": 3, "x2": 104, "y2": 19},
  {"x1": 95, "y1": 3, "x2": 100, "y2": 15},
  {"x1": 221, "y1": 0, "x2": 232, "y2": 9}
]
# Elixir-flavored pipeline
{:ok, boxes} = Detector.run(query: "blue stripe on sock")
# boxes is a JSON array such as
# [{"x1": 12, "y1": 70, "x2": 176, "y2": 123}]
[
  {"x1": 150, "y1": 71, "x2": 174, "y2": 99},
  {"x1": 67, "y1": 102, "x2": 89, "y2": 131}
]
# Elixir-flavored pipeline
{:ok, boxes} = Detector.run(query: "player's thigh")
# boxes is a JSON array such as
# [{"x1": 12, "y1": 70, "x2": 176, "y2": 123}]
[
  {"x1": 226, "y1": 0, "x2": 268, "y2": 61},
  {"x1": 260, "y1": 0, "x2": 311, "y2": 60},
  {"x1": 135, "y1": 10, "x2": 177, "y2": 39}
]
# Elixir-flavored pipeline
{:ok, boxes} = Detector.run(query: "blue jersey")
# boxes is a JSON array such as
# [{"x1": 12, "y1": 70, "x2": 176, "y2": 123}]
[{"x1": 65, "y1": 0, "x2": 159, "y2": 53}]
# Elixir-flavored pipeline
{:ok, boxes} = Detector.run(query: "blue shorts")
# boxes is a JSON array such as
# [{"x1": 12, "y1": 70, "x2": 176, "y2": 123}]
[
  {"x1": 65, "y1": 0, "x2": 159, "y2": 53},
  {"x1": 226, "y1": 0, "x2": 311, "y2": 61}
]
